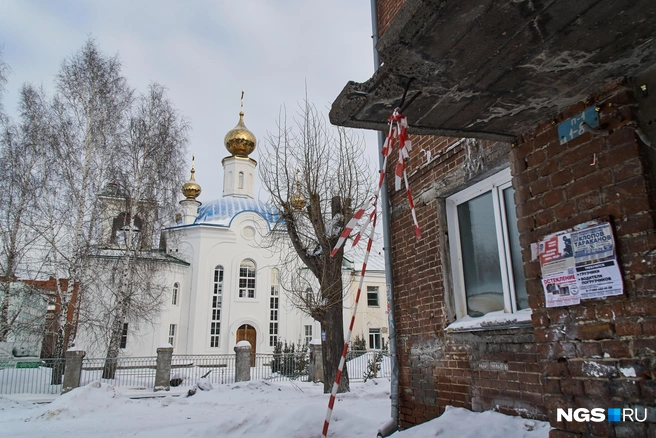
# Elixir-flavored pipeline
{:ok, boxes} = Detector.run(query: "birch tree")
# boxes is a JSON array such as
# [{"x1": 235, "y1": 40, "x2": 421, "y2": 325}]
[
  {"x1": 0, "y1": 50, "x2": 8, "y2": 124},
  {"x1": 0, "y1": 84, "x2": 50, "y2": 342},
  {"x1": 98, "y1": 83, "x2": 188, "y2": 378},
  {"x1": 35, "y1": 40, "x2": 132, "y2": 377},
  {"x1": 259, "y1": 100, "x2": 372, "y2": 393}
]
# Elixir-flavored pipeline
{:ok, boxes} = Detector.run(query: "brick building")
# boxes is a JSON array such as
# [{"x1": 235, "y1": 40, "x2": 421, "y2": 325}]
[
  {"x1": 330, "y1": 1, "x2": 656, "y2": 437},
  {"x1": 24, "y1": 278, "x2": 80, "y2": 359}
]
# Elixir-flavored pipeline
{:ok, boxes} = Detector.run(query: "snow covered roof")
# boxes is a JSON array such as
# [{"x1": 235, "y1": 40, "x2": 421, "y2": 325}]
[
  {"x1": 194, "y1": 197, "x2": 280, "y2": 227},
  {"x1": 89, "y1": 248, "x2": 190, "y2": 266}
]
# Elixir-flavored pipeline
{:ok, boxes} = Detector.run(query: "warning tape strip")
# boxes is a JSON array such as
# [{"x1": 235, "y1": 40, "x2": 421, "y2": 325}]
[{"x1": 322, "y1": 109, "x2": 420, "y2": 437}]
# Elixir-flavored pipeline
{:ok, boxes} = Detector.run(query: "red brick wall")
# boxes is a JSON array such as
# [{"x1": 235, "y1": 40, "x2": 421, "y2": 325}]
[
  {"x1": 386, "y1": 83, "x2": 656, "y2": 435},
  {"x1": 376, "y1": 0, "x2": 406, "y2": 37},
  {"x1": 388, "y1": 133, "x2": 548, "y2": 429},
  {"x1": 511, "y1": 83, "x2": 656, "y2": 438}
]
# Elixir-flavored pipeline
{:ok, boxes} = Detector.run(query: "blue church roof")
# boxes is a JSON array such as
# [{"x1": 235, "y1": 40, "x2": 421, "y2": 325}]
[{"x1": 194, "y1": 197, "x2": 280, "y2": 227}]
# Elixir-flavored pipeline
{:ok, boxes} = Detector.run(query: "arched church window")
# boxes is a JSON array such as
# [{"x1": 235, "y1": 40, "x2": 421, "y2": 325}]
[
  {"x1": 210, "y1": 266, "x2": 223, "y2": 348},
  {"x1": 172, "y1": 282, "x2": 179, "y2": 305},
  {"x1": 269, "y1": 268, "x2": 279, "y2": 346},
  {"x1": 238, "y1": 171, "x2": 244, "y2": 189},
  {"x1": 239, "y1": 260, "x2": 256, "y2": 298},
  {"x1": 305, "y1": 287, "x2": 313, "y2": 306}
]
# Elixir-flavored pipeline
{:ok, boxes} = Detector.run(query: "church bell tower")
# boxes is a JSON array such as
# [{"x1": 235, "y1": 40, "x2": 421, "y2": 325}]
[{"x1": 222, "y1": 92, "x2": 257, "y2": 199}]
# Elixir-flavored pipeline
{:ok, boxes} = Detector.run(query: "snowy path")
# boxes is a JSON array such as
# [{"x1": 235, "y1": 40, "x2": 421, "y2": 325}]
[{"x1": 0, "y1": 379, "x2": 550, "y2": 437}]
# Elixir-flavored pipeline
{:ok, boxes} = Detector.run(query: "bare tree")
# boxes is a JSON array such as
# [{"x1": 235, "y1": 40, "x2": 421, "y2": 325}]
[
  {"x1": 29, "y1": 40, "x2": 133, "y2": 379},
  {"x1": 0, "y1": 41, "x2": 188, "y2": 374},
  {"x1": 0, "y1": 71, "x2": 53, "y2": 344},
  {"x1": 0, "y1": 48, "x2": 10, "y2": 125},
  {"x1": 97, "y1": 83, "x2": 188, "y2": 377},
  {"x1": 259, "y1": 100, "x2": 372, "y2": 393}
]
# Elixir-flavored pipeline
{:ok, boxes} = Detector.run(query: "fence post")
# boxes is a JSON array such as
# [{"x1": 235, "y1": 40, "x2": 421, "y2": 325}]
[
  {"x1": 234, "y1": 340, "x2": 251, "y2": 382},
  {"x1": 154, "y1": 344, "x2": 174, "y2": 391},
  {"x1": 62, "y1": 348, "x2": 85, "y2": 394},
  {"x1": 308, "y1": 339, "x2": 323, "y2": 383}
]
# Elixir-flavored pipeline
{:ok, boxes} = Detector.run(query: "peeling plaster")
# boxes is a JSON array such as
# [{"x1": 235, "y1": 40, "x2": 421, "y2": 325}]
[
  {"x1": 466, "y1": 97, "x2": 554, "y2": 127},
  {"x1": 464, "y1": 138, "x2": 485, "y2": 178},
  {"x1": 416, "y1": 87, "x2": 482, "y2": 125},
  {"x1": 519, "y1": 50, "x2": 599, "y2": 73}
]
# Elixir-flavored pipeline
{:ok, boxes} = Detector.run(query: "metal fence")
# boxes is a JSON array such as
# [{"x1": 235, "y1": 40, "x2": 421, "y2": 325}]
[
  {"x1": 80, "y1": 356, "x2": 158, "y2": 390},
  {"x1": 0, "y1": 357, "x2": 66, "y2": 395},
  {"x1": 168, "y1": 354, "x2": 236, "y2": 386},
  {"x1": 0, "y1": 349, "x2": 390, "y2": 395},
  {"x1": 167, "y1": 353, "x2": 308, "y2": 386},
  {"x1": 346, "y1": 350, "x2": 391, "y2": 381}
]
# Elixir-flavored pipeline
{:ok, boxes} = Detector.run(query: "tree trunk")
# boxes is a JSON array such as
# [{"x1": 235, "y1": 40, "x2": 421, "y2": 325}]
[
  {"x1": 51, "y1": 277, "x2": 75, "y2": 385},
  {"x1": 103, "y1": 203, "x2": 136, "y2": 380},
  {"x1": 320, "y1": 258, "x2": 350, "y2": 394},
  {"x1": 321, "y1": 305, "x2": 350, "y2": 393},
  {"x1": 102, "y1": 313, "x2": 124, "y2": 379},
  {"x1": 0, "y1": 280, "x2": 10, "y2": 342},
  {"x1": 50, "y1": 324, "x2": 68, "y2": 385}
]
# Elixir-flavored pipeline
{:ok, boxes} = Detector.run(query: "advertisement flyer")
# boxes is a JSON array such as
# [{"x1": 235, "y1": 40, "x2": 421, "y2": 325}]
[
  {"x1": 539, "y1": 222, "x2": 623, "y2": 307},
  {"x1": 571, "y1": 223, "x2": 623, "y2": 299},
  {"x1": 539, "y1": 233, "x2": 580, "y2": 307}
]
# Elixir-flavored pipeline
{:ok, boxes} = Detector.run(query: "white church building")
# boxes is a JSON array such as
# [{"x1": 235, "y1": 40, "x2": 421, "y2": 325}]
[{"x1": 101, "y1": 108, "x2": 387, "y2": 359}]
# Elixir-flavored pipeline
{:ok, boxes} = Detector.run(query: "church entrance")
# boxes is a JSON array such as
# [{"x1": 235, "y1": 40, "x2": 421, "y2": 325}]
[{"x1": 236, "y1": 324, "x2": 256, "y2": 366}]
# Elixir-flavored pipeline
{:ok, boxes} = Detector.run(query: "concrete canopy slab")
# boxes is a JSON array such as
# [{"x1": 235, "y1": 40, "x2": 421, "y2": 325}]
[{"x1": 330, "y1": 0, "x2": 656, "y2": 140}]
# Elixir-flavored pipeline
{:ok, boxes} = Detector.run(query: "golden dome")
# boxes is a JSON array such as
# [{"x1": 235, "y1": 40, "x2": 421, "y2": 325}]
[
  {"x1": 290, "y1": 180, "x2": 306, "y2": 211},
  {"x1": 182, "y1": 156, "x2": 201, "y2": 200},
  {"x1": 224, "y1": 111, "x2": 256, "y2": 157},
  {"x1": 224, "y1": 92, "x2": 256, "y2": 157}
]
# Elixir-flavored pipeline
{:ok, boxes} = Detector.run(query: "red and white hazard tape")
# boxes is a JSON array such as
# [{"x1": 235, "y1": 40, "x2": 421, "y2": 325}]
[
  {"x1": 322, "y1": 212, "x2": 377, "y2": 438},
  {"x1": 322, "y1": 109, "x2": 420, "y2": 437}
]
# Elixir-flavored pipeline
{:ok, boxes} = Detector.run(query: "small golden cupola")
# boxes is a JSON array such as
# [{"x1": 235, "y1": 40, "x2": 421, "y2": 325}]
[
  {"x1": 182, "y1": 155, "x2": 202, "y2": 200},
  {"x1": 290, "y1": 170, "x2": 307, "y2": 210},
  {"x1": 224, "y1": 91, "x2": 256, "y2": 157}
]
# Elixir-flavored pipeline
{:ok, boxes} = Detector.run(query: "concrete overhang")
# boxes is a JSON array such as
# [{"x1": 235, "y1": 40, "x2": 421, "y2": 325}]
[{"x1": 330, "y1": 0, "x2": 656, "y2": 141}]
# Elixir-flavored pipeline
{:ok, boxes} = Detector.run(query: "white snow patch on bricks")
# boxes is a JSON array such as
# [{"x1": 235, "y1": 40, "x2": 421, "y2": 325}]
[{"x1": 620, "y1": 366, "x2": 637, "y2": 377}]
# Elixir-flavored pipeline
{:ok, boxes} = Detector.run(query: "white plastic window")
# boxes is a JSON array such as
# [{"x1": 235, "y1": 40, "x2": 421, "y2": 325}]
[{"x1": 446, "y1": 168, "x2": 528, "y2": 320}]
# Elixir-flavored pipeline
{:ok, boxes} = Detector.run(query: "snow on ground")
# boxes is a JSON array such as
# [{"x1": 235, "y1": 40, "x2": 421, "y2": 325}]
[{"x1": 0, "y1": 379, "x2": 550, "y2": 438}]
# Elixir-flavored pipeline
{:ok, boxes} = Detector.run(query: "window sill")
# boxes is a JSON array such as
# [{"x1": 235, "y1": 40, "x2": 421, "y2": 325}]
[
  {"x1": 236, "y1": 298, "x2": 258, "y2": 303},
  {"x1": 445, "y1": 309, "x2": 533, "y2": 333}
]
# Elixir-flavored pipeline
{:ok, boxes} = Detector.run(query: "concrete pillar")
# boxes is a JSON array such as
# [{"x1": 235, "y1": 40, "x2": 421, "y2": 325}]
[
  {"x1": 234, "y1": 340, "x2": 251, "y2": 382},
  {"x1": 308, "y1": 339, "x2": 323, "y2": 383},
  {"x1": 154, "y1": 345, "x2": 174, "y2": 391},
  {"x1": 62, "y1": 348, "x2": 85, "y2": 394}
]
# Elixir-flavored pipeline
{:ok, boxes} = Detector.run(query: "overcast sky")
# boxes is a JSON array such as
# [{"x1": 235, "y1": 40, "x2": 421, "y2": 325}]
[{"x1": 0, "y1": 0, "x2": 378, "y2": 202}]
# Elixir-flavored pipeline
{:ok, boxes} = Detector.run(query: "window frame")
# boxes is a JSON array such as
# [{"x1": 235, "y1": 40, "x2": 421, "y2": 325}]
[
  {"x1": 304, "y1": 325, "x2": 312, "y2": 345},
  {"x1": 238, "y1": 259, "x2": 256, "y2": 299},
  {"x1": 368, "y1": 328, "x2": 382, "y2": 350},
  {"x1": 172, "y1": 282, "x2": 179, "y2": 306},
  {"x1": 168, "y1": 323, "x2": 177, "y2": 348},
  {"x1": 367, "y1": 286, "x2": 379, "y2": 307},
  {"x1": 269, "y1": 268, "x2": 279, "y2": 347},
  {"x1": 446, "y1": 167, "x2": 523, "y2": 320},
  {"x1": 120, "y1": 323, "x2": 128, "y2": 349},
  {"x1": 210, "y1": 265, "x2": 223, "y2": 348}
]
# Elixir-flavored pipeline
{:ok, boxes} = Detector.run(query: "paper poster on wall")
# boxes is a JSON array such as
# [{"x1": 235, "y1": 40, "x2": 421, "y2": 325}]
[
  {"x1": 539, "y1": 233, "x2": 580, "y2": 307},
  {"x1": 538, "y1": 222, "x2": 623, "y2": 307},
  {"x1": 571, "y1": 223, "x2": 623, "y2": 299}
]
